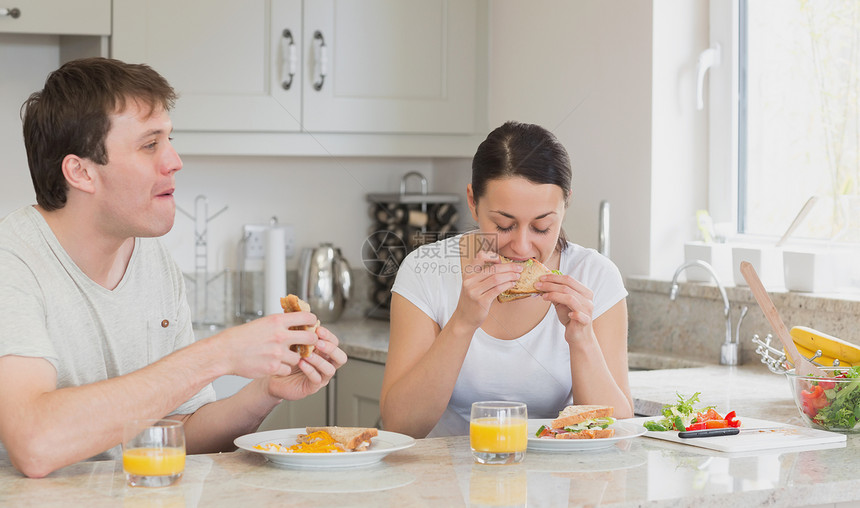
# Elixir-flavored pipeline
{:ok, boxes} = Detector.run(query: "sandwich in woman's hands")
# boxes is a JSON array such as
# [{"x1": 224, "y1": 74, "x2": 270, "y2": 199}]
[
  {"x1": 497, "y1": 256, "x2": 559, "y2": 303},
  {"x1": 535, "y1": 405, "x2": 616, "y2": 439},
  {"x1": 280, "y1": 294, "x2": 320, "y2": 358}
]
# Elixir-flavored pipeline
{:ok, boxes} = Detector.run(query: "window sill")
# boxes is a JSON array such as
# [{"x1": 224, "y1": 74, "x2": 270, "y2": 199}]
[{"x1": 683, "y1": 240, "x2": 859, "y2": 294}]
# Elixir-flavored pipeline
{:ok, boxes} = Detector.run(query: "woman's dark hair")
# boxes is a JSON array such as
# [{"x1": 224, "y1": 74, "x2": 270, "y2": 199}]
[
  {"x1": 471, "y1": 121, "x2": 572, "y2": 251},
  {"x1": 21, "y1": 57, "x2": 177, "y2": 211}
]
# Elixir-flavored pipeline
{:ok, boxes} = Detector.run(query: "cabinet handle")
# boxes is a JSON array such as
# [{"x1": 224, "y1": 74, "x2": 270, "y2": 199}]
[
  {"x1": 0, "y1": 7, "x2": 20, "y2": 18},
  {"x1": 312, "y1": 30, "x2": 328, "y2": 91},
  {"x1": 280, "y1": 29, "x2": 297, "y2": 90}
]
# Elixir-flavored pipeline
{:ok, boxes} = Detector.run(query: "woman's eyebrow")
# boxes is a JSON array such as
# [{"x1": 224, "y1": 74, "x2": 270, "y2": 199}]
[{"x1": 489, "y1": 210, "x2": 557, "y2": 220}]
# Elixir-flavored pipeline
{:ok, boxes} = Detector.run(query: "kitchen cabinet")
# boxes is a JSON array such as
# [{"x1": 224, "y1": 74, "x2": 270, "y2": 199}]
[
  {"x1": 0, "y1": 0, "x2": 110, "y2": 35},
  {"x1": 256, "y1": 357, "x2": 385, "y2": 430},
  {"x1": 301, "y1": 0, "x2": 477, "y2": 134},
  {"x1": 112, "y1": 0, "x2": 302, "y2": 133},
  {"x1": 1, "y1": 0, "x2": 110, "y2": 62},
  {"x1": 111, "y1": 0, "x2": 484, "y2": 156},
  {"x1": 335, "y1": 358, "x2": 385, "y2": 428},
  {"x1": 257, "y1": 388, "x2": 328, "y2": 431}
]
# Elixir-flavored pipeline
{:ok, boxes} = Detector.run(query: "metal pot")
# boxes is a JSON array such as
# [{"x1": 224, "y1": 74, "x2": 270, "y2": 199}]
[{"x1": 298, "y1": 243, "x2": 352, "y2": 322}]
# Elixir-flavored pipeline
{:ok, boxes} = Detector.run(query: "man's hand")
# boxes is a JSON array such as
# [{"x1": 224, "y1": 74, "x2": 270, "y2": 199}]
[
  {"x1": 266, "y1": 325, "x2": 347, "y2": 401},
  {"x1": 207, "y1": 311, "x2": 320, "y2": 379}
]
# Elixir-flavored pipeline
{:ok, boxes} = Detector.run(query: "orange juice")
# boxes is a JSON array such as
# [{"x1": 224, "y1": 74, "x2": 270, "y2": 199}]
[
  {"x1": 122, "y1": 447, "x2": 186, "y2": 476},
  {"x1": 470, "y1": 417, "x2": 528, "y2": 453}
]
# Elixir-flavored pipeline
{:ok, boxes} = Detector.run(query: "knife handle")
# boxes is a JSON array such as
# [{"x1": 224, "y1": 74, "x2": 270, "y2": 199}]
[{"x1": 678, "y1": 428, "x2": 740, "y2": 439}]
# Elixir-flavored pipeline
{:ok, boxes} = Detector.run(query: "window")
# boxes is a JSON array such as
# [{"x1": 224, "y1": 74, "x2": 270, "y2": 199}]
[{"x1": 712, "y1": 0, "x2": 860, "y2": 245}]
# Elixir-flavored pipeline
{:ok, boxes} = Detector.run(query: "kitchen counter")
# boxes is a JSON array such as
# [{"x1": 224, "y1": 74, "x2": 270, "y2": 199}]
[
  {"x1": 4, "y1": 365, "x2": 860, "y2": 507},
  {"x1": 323, "y1": 317, "x2": 715, "y2": 371},
  {"x1": 325, "y1": 317, "x2": 391, "y2": 364}
]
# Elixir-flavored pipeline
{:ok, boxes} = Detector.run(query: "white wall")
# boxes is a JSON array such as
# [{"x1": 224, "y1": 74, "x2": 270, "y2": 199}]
[
  {"x1": 651, "y1": 0, "x2": 710, "y2": 279},
  {"x1": 484, "y1": 0, "x2": 709, "y2": 280},
  {"x1": 485, "y1": 0, "x2": 655, "y2": 278}
]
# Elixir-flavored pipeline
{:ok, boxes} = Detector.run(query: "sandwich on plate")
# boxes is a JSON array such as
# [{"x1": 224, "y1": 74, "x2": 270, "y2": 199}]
[
  {"x1": 497, "y1": 256, "x2": 560, "y2": 303},
  {"x1": 301, "y1": 426, "x2": 379, "y2": 452},
  {"x1": 535, "y1": 405, "x2": 616, "y2": 439},
  {"x1": 280, "y1": 294, "x2": 320, "y2": 357}
]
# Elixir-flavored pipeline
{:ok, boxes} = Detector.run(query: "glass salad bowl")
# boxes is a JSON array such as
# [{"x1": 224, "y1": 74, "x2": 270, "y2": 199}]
[{"x1": 785, "y1": 366, "x2": 860, "y2": 433}]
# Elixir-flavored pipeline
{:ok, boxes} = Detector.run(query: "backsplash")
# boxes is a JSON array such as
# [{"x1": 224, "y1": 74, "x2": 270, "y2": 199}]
[
  {"x1": 627, "y1": 277, "x2": 860, "y2": 368},
  {"x1": 189, "y1": 268, "x2": 380, "y2": 331}
]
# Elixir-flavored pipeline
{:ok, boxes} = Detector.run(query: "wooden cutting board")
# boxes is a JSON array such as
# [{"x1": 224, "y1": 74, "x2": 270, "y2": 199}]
[{"x1": 629, "y1": 417, "x2": 846, "y2": 453}]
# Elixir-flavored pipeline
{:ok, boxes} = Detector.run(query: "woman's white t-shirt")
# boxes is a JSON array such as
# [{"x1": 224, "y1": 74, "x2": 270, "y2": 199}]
[{"x1": 391, "y1": 233, "x2": 628, "y2": 437}]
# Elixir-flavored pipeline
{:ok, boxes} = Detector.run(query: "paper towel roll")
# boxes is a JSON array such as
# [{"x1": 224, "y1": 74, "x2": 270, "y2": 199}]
[{"x1": 264, "y1": 226, "x2": 287, "y2": 315}]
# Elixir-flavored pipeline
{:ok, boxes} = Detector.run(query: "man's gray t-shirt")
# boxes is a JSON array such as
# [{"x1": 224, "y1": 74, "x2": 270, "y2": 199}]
[{"x1": 0, "y1": 206, "x2": 216, "y2": 464}]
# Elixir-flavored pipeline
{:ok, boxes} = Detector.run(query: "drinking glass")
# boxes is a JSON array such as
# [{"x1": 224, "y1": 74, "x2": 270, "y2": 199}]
[
  {"x1": 470, "y1": 401, "x2": 528, "y2": 465},
  {"x1": 122, "y1": 419, "x2": 186, "y2": 487}
]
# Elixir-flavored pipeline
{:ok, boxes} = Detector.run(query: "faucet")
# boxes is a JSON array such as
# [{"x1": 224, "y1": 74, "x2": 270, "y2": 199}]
[{"x1": 669, "y1": 260, "x2": 747, "y2": 366}]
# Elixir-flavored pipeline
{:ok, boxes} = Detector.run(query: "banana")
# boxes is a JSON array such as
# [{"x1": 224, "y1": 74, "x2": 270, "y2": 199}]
[
  {"x1": 786, "y1": 341, "x2": 846, "y2": 367},
  {"x1": 790, "y1": 326, "x2": 860, "y2": 365}
]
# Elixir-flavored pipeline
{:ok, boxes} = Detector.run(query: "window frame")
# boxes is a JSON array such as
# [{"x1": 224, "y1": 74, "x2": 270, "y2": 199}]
[{"x1": 707, "y1": 0, "x2": 740, "y2": 235}]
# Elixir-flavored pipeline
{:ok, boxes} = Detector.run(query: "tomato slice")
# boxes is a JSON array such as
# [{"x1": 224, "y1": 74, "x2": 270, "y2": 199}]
[
  {"x1": 818, "y1": 380, "x2": 836, "y2": 390},
  {"x1": 801, "y1": 385, "x2": 824, "y2": 400},
  {"x1": 695, "y1": 409, "x2": 723, "y2": 422},
  {"x1": 724, "y1": 410, "x2": 741, "y2": 428},
  {"x1": 811, "y1": 395, "x2": 830, "y2": 410},
  {"x1": 801, "y1": 400, "x2": 820, "y2": 417}
]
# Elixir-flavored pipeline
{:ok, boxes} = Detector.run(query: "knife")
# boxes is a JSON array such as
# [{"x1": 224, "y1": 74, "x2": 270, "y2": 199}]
[
  {"x1": 678, "y1": 426, "x2": 788, "y2": 438},
  {"x1": 678, "y1": 428, "x2": 740, "y2": 438}
]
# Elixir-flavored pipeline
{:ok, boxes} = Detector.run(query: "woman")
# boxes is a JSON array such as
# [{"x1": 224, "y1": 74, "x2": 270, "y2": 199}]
[{"x1": 379, "y1": 121, "x2": 633, "y2": 438}]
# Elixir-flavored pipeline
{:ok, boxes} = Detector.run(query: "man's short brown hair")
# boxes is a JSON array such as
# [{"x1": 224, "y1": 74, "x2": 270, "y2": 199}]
[{"x1": 21, "y1": 57, "x2": 177, "y2": 211}]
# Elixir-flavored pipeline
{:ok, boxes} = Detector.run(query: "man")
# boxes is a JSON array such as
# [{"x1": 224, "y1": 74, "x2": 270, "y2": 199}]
[{"x1": 0, "y1": 58, "x2": 347, "y2": 477}]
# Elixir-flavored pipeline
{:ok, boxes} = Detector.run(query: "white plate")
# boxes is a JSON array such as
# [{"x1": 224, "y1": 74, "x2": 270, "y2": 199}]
[
  {"x1": 527, "y1": 419, "x2": 646, "y2": 452},
  {"x1": 234, "y1": 428, "x2": 415, "y2": 469}
]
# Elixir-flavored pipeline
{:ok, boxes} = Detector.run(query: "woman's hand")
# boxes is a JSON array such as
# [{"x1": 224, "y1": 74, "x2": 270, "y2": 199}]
[
  {"x1": 266, "y1": 326, "x2": 347, "y2": 401},
  {"x1": 536, "y1": 274, "x2": 596, "y2": 344},
  {"x1": 453, "y1": 250, "x2": 523, "y2": 329}
]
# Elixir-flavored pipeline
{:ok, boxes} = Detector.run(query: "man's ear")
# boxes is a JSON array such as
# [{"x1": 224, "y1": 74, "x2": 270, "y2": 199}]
[
  {"x1": 466, "y1": 183, "x2": 479, "y2": 222},
  {"x1": 61, "y1": 154, "x2": 96, "y2": 194}
]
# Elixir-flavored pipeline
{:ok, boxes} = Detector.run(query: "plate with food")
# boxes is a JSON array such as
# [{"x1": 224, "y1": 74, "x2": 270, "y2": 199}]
[
  {"x1": 235, "y1": 426, "x2": 415, "y2": 468},
  {"x1": 527, "y1": 405, "x2": 646, "y2": 452}
]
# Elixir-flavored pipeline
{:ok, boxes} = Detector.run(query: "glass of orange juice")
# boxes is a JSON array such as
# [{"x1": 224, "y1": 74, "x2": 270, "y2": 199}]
[
  {"x1": 122, "y1": 419, "x2": 185, "y2": 487},
  {"x1": 470, "y1": 401, "x2": 528, "y2": 465}
]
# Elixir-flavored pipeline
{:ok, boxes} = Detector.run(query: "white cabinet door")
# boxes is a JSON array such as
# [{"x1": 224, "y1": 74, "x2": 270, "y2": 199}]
[
  {"x1": 112, "y1": 0, "x2": 302, "y2": 132},
  {"x1": 335, "y1": 359, "x2": 385, "y2": 429},
  {"x1": 303, "y1": 0, "x2": 477, "y2": 134},
  {"x1": 0, "y1": 0, "x2": 110, "y2": 35},
  {"x1": 257, "y1": 389, "x2": 328, "y2": 431}
]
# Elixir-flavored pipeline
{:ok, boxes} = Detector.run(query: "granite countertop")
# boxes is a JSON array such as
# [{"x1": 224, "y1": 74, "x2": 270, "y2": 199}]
[
  {"x1": 324, "y1": 316, "x2": 391, "y2": 364},
  {"x1": 4, "y1": 365, "x2": 860, "y2": 507}
]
